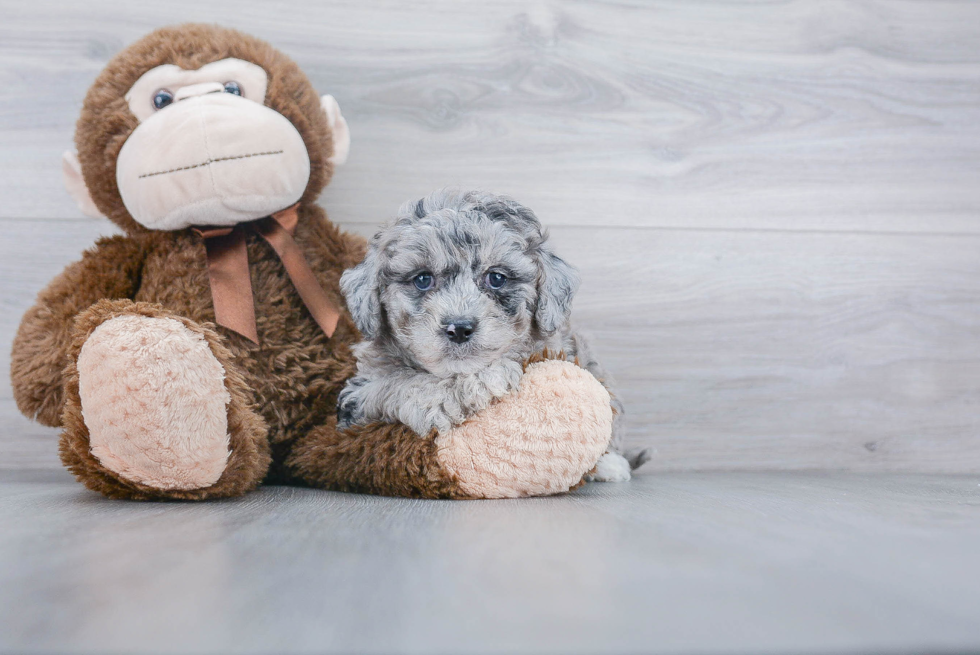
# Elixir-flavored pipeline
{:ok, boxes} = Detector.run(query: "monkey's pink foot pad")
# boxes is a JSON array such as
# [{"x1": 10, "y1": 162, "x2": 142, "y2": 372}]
[
  {"x1": 77, "y1": 315, "x2": 231, "y2": 490},
  {"x1": 435, "y1": 359, "x2": 613, "y2": 498}
]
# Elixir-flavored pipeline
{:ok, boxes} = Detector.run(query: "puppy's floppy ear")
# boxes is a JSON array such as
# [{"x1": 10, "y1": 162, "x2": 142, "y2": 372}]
[
  {"x1": 475, "y1": 193, "x2": 580, "y2": 334},
  {"x1": 340, "y1": 245, "x2": 382, "y2": 339},
  {"x1": 534, "y1": 246, "x2": 580, "y2": 336}
]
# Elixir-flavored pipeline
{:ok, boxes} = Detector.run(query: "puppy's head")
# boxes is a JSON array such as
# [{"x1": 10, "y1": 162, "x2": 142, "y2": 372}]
[{"x1": 341, "y1": 190, "x2": 580, "y2": 376}]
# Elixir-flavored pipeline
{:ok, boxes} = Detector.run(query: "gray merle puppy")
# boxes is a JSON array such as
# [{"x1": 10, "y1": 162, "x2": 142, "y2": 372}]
[{"x1": 337, "y1": 190, "x2": 647, "y2": 481}]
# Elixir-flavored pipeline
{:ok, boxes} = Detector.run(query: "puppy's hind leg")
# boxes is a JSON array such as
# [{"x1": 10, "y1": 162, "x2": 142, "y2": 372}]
[
  {"x1": 565, "y1": 331, "x2": 652, "y2": 482},
  {"x1": 588, "y1": 449, "x2": 653, "y2": 482},
  {"x1": 590, "y1": 452, "x2": 632, "y2": 482}
]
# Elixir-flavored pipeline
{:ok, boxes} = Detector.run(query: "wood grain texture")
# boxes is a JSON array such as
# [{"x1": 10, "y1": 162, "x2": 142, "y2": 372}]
[
  {"x1": 1, "y1": 0, "x2": 979, "y2": 232},
  {"x1": 1, "y1": 472, "x2": 979, "y2": 654},
  {"x1": 3, "y1": 219, "x2": 979, "y2": 472},
  {"x1": 554, "y1": 226, "x2": 980, "y2": 472}
]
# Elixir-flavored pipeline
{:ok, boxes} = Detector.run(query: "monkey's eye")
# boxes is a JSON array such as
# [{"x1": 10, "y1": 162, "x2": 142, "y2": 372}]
[
  {"x1": 413, "y1": 272, "x2": 434, "y2": 291},
  {"x1": 485, "y1": 271, "x2": 507, "y2": 289},
  {"x1": 152, "y1": 89, "x2": 174, "y2": 110},
  {"x1": 223, "y1": 81, "x2": 242, "y2": 96}
]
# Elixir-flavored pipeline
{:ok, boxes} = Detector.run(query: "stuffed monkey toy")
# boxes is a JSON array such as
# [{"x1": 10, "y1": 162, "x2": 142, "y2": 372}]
[{"x1": 10, "y1": 24, "x2": 613, "y2": 500}]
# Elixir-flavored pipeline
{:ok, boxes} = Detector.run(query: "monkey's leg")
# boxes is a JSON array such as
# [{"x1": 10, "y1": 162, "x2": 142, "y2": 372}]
[
  {"x1": 285, "y1": 358, "x2": 612, "y2": 499},
  {"x1": 59, "y1": 300, "x2": 270, "y2": 500}
]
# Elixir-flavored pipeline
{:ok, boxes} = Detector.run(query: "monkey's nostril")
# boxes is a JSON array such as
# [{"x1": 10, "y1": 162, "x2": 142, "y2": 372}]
[{"x1": 443, "y1": 319, "x2": 477, "y2": 344}]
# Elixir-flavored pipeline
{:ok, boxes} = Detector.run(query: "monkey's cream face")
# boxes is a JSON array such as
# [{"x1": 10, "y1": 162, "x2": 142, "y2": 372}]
[
  {"x1": 376, "y1": 212, "x2": 541, "y2": 377},
  {"x1": 116, "y1": 58, "x2": 311, "y2": 230}
]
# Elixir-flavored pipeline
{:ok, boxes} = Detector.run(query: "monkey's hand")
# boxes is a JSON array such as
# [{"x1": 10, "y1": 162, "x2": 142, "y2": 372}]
[
  {"x1": 290, "y1": 357, "x2": 613, "y2": 499},
  {"x1": 11, "y1": 236, "x2": 145, "y2": 427},
  {"x1": 432, "y1": 358, "x2": 613, "y2": 498}
]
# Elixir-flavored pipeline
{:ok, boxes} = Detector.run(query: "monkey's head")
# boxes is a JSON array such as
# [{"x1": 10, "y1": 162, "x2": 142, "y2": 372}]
[{"x1": 64, "y1": 24, "x2": 350, "y2": 234}]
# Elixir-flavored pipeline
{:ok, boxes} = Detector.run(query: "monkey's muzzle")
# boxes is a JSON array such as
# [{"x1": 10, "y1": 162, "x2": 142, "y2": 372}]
[{"x1": 116, "y1": 93, "x2": 311, "y2": 231}]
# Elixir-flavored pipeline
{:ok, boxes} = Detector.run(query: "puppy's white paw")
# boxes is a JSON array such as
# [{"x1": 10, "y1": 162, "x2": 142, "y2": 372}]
[
  {"x1": 400, "y1": 406, "x2": 450, "y2": 437},
  {"x1": 477, "y1": 359, "x2": 523, "y2": 398},
  {"x1": 591, "y1": 452, "x2": 632, "y2": 482}
]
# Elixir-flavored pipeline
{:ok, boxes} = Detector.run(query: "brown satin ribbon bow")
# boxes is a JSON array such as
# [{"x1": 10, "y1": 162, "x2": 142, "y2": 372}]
[{"x1": 193, "y1": 204, "x2": 340, "y2": 344}]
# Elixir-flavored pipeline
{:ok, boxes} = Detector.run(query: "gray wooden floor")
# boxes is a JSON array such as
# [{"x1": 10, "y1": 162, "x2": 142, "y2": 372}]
[
  {"x1": 2, "y1": 471, "x2": 979, "y2": 654},
  {"x1": 2, "y1": 2, "x2": 980, "y2": 653}
]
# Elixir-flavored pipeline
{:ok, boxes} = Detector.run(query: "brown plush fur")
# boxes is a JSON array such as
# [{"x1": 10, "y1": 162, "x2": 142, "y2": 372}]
[
  {"x1": 287, "y1": 422, "x2": 471, "y2": 499},
  {"x1": 10, "y1": 24, "x2": 474, "y2": 500},
  {"x1": 11, "y1": 236, "x2": 144, "y2": 426}
]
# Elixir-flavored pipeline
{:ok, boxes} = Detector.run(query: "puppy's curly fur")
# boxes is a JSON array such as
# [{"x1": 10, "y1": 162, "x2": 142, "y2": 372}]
[{"x1": 338, "y1": 190, "x2": 643, "y2": 478}]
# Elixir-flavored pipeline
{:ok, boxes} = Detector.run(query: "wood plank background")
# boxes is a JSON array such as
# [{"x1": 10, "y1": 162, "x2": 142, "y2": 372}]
[{"x1": 2, "y1": 0, "x2": 979, "y2": 472}]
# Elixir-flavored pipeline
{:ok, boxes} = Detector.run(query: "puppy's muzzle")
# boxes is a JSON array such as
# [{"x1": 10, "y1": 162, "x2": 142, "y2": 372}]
[{"x1": 443, "y1": 318, "x2": 477, "y2": 344}]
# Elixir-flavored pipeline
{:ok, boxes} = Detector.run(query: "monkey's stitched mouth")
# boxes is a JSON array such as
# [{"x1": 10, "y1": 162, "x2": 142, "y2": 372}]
[{"x1": 138, "y1": 150, "x2": 284, "y2": 179}]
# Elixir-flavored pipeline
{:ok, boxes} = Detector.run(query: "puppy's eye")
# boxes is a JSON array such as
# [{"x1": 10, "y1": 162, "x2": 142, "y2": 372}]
[
  {"x1": 223, "y1": 81, "x2": 242, "y2": 96},
  {"x1": 152, "y1": 89, "x2": 174, "y2": 110},
  {"x1": 485, "y1": 271, "x2": 507, "y2": 289},
  {"x1": 413, "y1": 272, "x2": 434, "y2": 291}
]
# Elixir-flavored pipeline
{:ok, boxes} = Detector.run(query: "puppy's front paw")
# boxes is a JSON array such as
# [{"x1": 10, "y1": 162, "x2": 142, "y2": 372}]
[
  {"x1": 336, "y1": 379, "x2": 366, "y2": 429},
  {"x1": 476, "y1": 359, "x2": 523, "y2": 398},
  {"x1": 453, "y1": 360, "x2": 523, "y2": 418},
  {"x1": 397, "y1": 404, "x2": 453, "y2": 438},
  {"x1": 588, "y1": 452, "x2": 632, "y2": 482},
  {"x1": 428, "y1": 409, "x2": 454, "y2": 436},
  {"x1": 336, "y1": 400, "x2": 357, "y2": 430}
]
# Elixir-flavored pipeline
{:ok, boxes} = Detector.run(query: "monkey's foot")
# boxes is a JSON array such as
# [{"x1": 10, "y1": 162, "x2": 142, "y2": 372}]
[
  {"x1": 434, "y1": 359, "x2": 613, "y2": 498},
  {"x1": 77, "y1": 314, "x2": 231, "y2": 490},
  {"x1": 60, "y1": 300, "x2": 270, "y2": 500}
]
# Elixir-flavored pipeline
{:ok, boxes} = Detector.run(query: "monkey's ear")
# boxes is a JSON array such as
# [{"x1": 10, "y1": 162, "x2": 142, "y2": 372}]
[
  {"x1": 535, "y1": 249, "x2": 580, "y2": 336},
  {"x1": 320, "y1": 95, "x2": 350, "y2": 166},
  {"x1": 62, "y1": 150, "x2": 105, "y2": 219},
  {"x1": 340, "y1": 246, "x2": 381, "y2": 339}
]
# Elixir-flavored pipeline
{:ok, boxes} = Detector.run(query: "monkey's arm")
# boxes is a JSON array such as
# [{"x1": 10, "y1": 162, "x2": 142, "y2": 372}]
[
  {"x1": 286, "y1": 418, "x2": 469, "y2": 498},
  {"x1": 11, "y1": 235, "x2": 145, "y2": 427},
  {"x1": 289, "y1": 356, "x2": 613, "y2": 499}
]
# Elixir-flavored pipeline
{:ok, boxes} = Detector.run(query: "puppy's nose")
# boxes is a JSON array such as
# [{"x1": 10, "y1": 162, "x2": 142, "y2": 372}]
[{"x1": 443, "y1": 319, "x2": 477, "y2": 344}]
